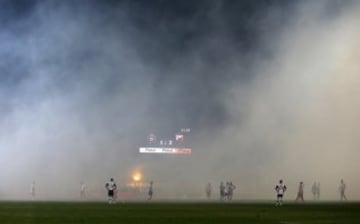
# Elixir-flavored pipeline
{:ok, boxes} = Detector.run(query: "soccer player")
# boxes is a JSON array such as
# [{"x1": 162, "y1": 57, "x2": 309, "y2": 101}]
[
  {"x1": 311, "y1": 182, "x2": 317, "y2": 200},
  {"x1": 295, "y1": 181, "x2": 304, "y2": 202},
  {"x1": 227, "y1": 182, "x2": 236, "y2": 201},
  {"x1": 105, "y1": 178, "x2": 117, "y2": 204},
  {"x1": 339, "y1": 179, "x2": 347, "y2": 201},
  {"x1": 316, "y1": 182, "x2": 320, "y2": 200},
  {"x1": 30, "y1": 181, "x2": 36, "y2": 200},
  {"x1": 205, "y1": 183, "x2": 212, "y2": 199},
  {"x1": 275, "y1": 179, "x2": 287, "y2": 206},
  {"x1": 148, "y1": 180, "x2": 153, "y2": 200},
  {"x1": 80, "y1": 181, "x2": 87, "y2": 200},
  {"x1": 219, "y1": 182, "x2": 225, "y2": 200}
]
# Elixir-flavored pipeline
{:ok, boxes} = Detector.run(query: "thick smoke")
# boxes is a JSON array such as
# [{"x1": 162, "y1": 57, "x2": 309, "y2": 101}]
[
  {"x1": 219, "y1": 1, "x2": 360, "y2": 199},
  {"x1": 0, "y1": 0, "x2": 359, "y2": 201}
]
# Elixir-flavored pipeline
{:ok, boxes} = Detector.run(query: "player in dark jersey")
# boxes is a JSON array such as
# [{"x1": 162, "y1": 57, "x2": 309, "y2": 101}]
[
  {"x1": 339, "y1": 179, "x2": 347, "y2": 201},
  {"x1": 295, "y1": 181, "x2": 304, "y2": 202},
  {"x1": 219, "y1": 182, "x2": 225, "y2": 200},
  {"x1": 148, "y1": 180, "x2": 153, "y2": 200}
]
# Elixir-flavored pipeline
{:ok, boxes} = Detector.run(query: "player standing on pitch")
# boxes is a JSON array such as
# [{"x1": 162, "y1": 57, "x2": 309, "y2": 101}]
[
  {"x1": 219, "y1": 182, "x2": 225, "y2": 200},
  {"x1": 148, "y1": 180, "x2": 154, "y2": 200},
  {"x1": 206, "y1": 183, "x2": 212, "y2": 199},
  {"x1": 339, "y1": 179, "x2": 347, "y2": 201},
  {"x1": 312, "y1": 182, "x2": 317, "y2": 200},
  {"x1": 275, "y1": 179, "x2": 287, "y2": 206},
  {"x1": 80, "y1": 181, "x2": 87, "y2": 200},
  {"x1": 316, "y1": 182, "x2": 320, "y2": 200},
  {"x1": 30, "y1": 181, "x2": 36, "y2": 200},
  {"x1": 295, "y1": 181, "x2": 304, "y2": 202},
  {"x1": 105, "y1": 178, "x2": 117, "y2": 204}
]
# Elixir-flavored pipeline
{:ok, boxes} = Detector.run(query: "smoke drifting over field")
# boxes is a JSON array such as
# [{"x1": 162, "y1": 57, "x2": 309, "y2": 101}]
[{"x1": 0, "y1": 0, "x2": 359, "y2": 201}]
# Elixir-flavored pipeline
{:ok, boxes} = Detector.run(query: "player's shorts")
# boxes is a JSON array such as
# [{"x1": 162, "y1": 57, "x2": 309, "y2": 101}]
[
  {"x1": 277, "y1": 194, "x2": 283, "y2": 198},
  {"x1": 108, "y1": 190, "x2": 114, "y2": 197},
  {"x1": 148, "y1": 190, "x2": 153, "y2": 196}
]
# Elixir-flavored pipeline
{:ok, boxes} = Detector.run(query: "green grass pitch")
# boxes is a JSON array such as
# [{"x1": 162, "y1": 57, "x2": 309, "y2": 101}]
[{"x1": 0, "y1": 201, "x2": 359, "y2": 224}]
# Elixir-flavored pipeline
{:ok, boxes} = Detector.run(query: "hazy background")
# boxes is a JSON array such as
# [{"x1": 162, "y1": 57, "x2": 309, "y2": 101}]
[{"x1": 0, "y1": 0, "x2": 359, "y2": 201}]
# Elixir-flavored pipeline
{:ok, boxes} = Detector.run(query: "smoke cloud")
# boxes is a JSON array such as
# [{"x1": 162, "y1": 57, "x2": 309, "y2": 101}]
[{"x1": 0, "y1": 0, "x2": 359, "y2": 201}]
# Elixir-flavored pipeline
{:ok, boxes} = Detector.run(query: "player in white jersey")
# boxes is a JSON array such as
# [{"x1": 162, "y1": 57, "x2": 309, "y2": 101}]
[
  {"x1": 295, "y1": 181, "x2": 304, "y2": 202},
  {"x1": 80, "y1": 181, "x2": 87, "y2": 200},
  {"x1": 105, "y1": 178, "x2": 117, "y2": 204},
  {"x1": 275, "y1": 179, "x2": 287, "y2": 206},
  {"x1": 339, "y1": 179, "x2": 347, "y2": 201},
  {"x1": 311, "y1": 182, "x2": 317, "y2": 200},
  {"x1": 227, "y1": 182, "x2": 236, "y2": 201}
]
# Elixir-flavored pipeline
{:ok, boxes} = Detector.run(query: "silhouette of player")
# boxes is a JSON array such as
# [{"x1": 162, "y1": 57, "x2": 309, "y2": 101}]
[
  {"x1": 219, "y1": 182, "x2": 225, "y2": 200},
  {"x1": 148, "y1": 180, "x2": 153, "y2": 200},
  {"x1": 339, "y1": 179, "x2": 347, "y2": 201},
  {"x1": 316, "y1": 182, "x2": 320, "y2": 200},
  {"x1": 295, "y1": 181, "x2": 304, "y2": 202},
  {"x1": 206, "y1": 183, "x2": 212, "y2": 199},
  {"x1": 30, "y1": 181, "x2": 36, "y2": 200}
]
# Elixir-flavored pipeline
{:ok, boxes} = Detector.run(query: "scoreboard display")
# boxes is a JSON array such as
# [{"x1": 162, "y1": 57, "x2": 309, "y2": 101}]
[{"x1": 139, "y1": 128, "x2": 192, "y2": 155}]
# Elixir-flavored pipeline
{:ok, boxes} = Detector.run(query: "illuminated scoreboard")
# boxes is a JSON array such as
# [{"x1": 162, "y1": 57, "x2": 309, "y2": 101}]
[
  {"x1": 139, "y1": 128, "x2": 192, "y2": 155},
  {"x1": 139, "y1": 147, "x2": 192, "y2": 154}
]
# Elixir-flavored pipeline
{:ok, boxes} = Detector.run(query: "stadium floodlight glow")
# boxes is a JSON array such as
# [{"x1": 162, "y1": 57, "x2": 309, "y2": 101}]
[
  {"x1": 132, "y1": 171, "x2": 142, "y2": 182},
  {"x1": 139, "y1": 147, "x2": 192, "y2": 154}
]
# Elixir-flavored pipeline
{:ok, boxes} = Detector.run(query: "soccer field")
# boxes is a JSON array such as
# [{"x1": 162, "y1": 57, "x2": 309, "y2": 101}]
[{"x1": 0, "y1": 201, "x2": 359, "y2": 224}]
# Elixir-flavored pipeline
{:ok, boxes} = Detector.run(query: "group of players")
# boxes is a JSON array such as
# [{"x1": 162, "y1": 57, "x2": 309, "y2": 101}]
[
  {"x1": 104, "y1": 178, "x2": 154, "y2": 204},
  {"x1": 205, "y1": 181, "x2": 237, "y2": 201},
  {"x1": 219, "y1": 181, "x2": 236, "y2": 201},
  {"x1": 28, "y1": 178, "x2": 348, "y2": 204},
  {"x1": 275, "y1": 178, "x2": 348, "y2": 205},
  {"x1": 206, "y1": 178, "x2": 348, "y2": 206}
]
